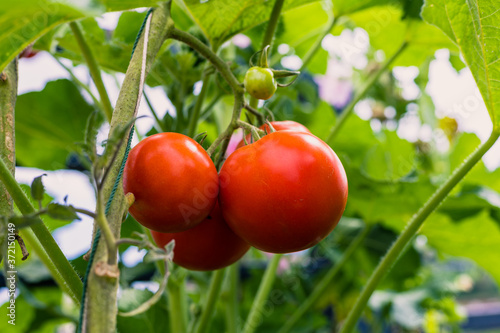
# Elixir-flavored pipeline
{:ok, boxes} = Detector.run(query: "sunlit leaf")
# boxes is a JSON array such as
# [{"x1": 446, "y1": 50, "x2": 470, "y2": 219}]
[
  {"x1": 180, "y1": 0, "x2": 318, "y2": 46},
  {"x1": 0, "y1": 0, "x2": 162, "y2": 72},
  {"x1": 422, "y1": 0, "x2": 500, "y2": 127}
]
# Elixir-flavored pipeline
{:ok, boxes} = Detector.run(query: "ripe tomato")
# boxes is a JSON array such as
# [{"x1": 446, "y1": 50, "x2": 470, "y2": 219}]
[
  {"x1": 151, "y1": 203, "x2": 250, "y2": 271},
  {"x1": 236, "y1": 120, "x2": 311, "y2": 150},
  {"x1": 123, "y1": 132, "x2": 218, "y2": 233},
  {"x1": 244, "y1": 67, "x2": 277, "y2": 100},
  {"x1": 219, "y1": 131, "x2": 348, "y2": 253}
]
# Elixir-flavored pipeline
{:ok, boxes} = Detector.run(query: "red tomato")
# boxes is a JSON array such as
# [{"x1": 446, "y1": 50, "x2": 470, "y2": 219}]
[
  {"x1": 151, "y1": 203, "x2": 250, "y2": 271},
  {"x1": 236, "y1": 120, "x2": 311, "y2": 150},
  {"x1": 219, "y1": 131, "x2": 348, "y2": 253},
  {"x1": 123, "y1": 132, "x2": 218, "y2": 233}
]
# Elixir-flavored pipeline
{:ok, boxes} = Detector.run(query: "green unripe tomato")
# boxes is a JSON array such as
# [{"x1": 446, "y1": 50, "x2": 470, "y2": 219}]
[{"x1": 244, "y1": 67, "x2": 277, "y2": 100}]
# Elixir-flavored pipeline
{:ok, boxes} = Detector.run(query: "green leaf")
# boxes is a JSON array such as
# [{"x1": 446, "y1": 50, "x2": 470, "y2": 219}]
[
  {"x1": 422, "y1": 0, "x2": 500, "y2": 128},
  {"x1": 0, "y1": 0, "x2": 162, "y2": 72},
  {"x1": 117, "y1": 288, "x2": 170, "y2": 333},
  {"x1": 30, "y1": 174, "x2": 47, "y2": 202},
  {"x1": 361, "y1": 129, "x2": 416, "y2": 181},
  {"x1": 16, "y1": 185, "x2": 74, "y2": 231},
  {"x1": 439, "y1": 185, "x2": 500, "y2": 222},
  {"x1": 15, "y1": 79, "x2": 94, "y2": 170},
  {"x1": 46, "y1": 203, "x2": 80, "y2": 221},
  {"x1": 423, "y1": 211, "x2": 500, "y2": 286},
  {"x1": 9, "y1": 215, "x2": 41, "y2": 229},
  {"x1": 333, "y1": 0, "x2": 394, "y2": 17},
  {"x1": 180, "y1": 0, "x2": 318, "y2": 46}
]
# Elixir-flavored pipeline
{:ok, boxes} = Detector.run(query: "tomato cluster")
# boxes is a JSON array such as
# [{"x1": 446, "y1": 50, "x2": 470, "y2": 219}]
[{"x1": 123, "y1": 121, "x2": 348, "y2": 270}]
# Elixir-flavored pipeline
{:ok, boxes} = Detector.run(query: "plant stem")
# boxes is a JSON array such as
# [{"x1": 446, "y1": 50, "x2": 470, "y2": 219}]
[
  {"x1": 0, "y1": 60, "x2": 16, "y2": 218},
  {"x1": 95, "y1": 191, "x2": 117, "y2": 266},
  {"x1": 199, "y1": 92, "x2": 223, "y2": 122},
  {"x1": 193, "y1": 268, "x2": 226, "y2": 333},
  {"x1": 300, "y1": 16, "x2": 337, "y2": 71},
  {"x1": 69, "y1": 22, "x2": 114, "y2": 122},
  {"x1": 325, "y1": 41, "x2": 408, "y2": 144},
  {"x1": 242, "y1": 254, "x2": 283, "y2": 333},
  {"x1": 168, "y1": 273, "x2": 188, "y2": 333},
  {"x1": 169, "y1": 28, "x2": 242, "y2": 94},
  {"x1": 225, "y1": 263, "x2": 239, "y2": 333},
  {"x1": 246, "y1": 0, "x2": 285, "y2": 119},
  {"x1": 1, "y1": 62, "x2": 81, "y2": 303},
  {"x1": 261, "y1": 0, "x2": 285, "y2": 50},
  {"x1": 0, "y1": 157, "x2": 83, "y2": 304},
  {"x1": 143, "y1": 90, "x2": 166, "y2": 132},
  {"x1": 188, "y1": 71, "x2": 211, "y2": 137},
  {"x1": 85, "y1": 5, "x2": 174, "y2": 332},
  {"x1": 53, "y1": 56, "x2": 103, "y2": 110},
  {"x1": 339, "y1": 130, "x2": 500, "y2": 333},
  {"x1": 278, "y1": 226, "x2": 371, "y2": 333},
  {"x1": 0, "y1": 59, "x2": 16, "y2": 290}
]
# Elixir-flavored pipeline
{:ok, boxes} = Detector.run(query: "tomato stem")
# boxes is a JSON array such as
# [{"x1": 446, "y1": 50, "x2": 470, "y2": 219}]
[
  {"x1": 260, "y1": 0, "x2": 285, "y2": 51},
  {"x1": 193, "y1": 268, "x2": 227, "y2": 333},
  {"x1": 224, "y1": 263, "x2": 239, "y2": 333},
  {"x1": 339, "y1": 130, "x2": 500, "y2": 333},
  {"x1": 69, "y1": 22, "x2": 114, "y2": 123},
  {"x1": 278, "y1": 225, "x2": 371, "y2": 333},
  {"x1": 325, "y1": 41, "x2": 408, "y2": 144},
  {"x1": 242, "y1": 253, "x2": 283, "y2": 333},
  {"x1": 188, "y1": 70, "x2": 211, "y2": 137},
  {"x1": 168, "y1": 270, "x2": 189, "y2": 333}
]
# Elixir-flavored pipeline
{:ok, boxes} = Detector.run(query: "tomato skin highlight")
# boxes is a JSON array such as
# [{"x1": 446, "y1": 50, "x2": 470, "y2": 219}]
[
  {"x1": 244, "y1": 67, "x2": 277, "y2": 100},
  {"x1": 219, "y1": 131, "x2": 348, "y2": 254},
  {"x1": 123, "y1": 132, "x2": 218, "y2": 233},
  {"x1": 151, "y1": 203, "x2": 250, "y2": 271}
]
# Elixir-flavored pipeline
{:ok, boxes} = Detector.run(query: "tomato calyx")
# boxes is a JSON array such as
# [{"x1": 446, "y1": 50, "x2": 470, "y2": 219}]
[{"x1": 244, "y1": 45, "x2": 301, "y2": 100}]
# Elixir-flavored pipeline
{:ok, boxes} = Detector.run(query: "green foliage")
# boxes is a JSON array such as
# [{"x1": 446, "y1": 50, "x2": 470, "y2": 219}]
[
  {"x1": 15, "y1": 80, "x2": 94, "y2": 170},
  {"x1": 0, "y1": 0, "x2": 162, "y2": 72},
  {"x1": 422, "y1": 0, "x2": 500, "y2": 128},
  {"x1": 117, "y1": 289, "x2": 170, "y2": 332},
  {"x1": 179, "y1": 0, "x2": 317, "y2": 47}
]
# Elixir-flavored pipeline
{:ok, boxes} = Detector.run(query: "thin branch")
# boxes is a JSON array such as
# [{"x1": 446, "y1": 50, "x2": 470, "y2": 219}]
[
  {"x1": 69, "y1": 22, "x2": 114, "y2": 122},
  {"x1": 339, "y1": 130, "x2": 500, "y2": 332},
  {"x1": 243, "y1": 104, "x2": 266, "y2": 124},
  {"x1": 15, "y1": 233, "x2": 29, "y2": 260}
]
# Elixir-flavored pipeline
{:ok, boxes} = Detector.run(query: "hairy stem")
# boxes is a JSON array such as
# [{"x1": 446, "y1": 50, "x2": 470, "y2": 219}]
[
  {"x1": 326, "y1": 41, "x2": 408, "y2": 144},
  {"x1": 193, "y1": 268, "x2": 226, "y2": 333},
  {"x1": 339, "y1": 130, "x2": 500, "y2": 333},
  {"x1": 279, "y1": 226, "x2": 371, "y2": 333},
  {"x1": 70, "y1": 22, "x2": 114, "y2": 122},
  {"x1": 242, "y1": 254, "x2": 283, "y2": 333},
  {"x1": 0, "y1": 60, "x2": 16, "y2": 218},
  {"x1": 85, "y1": 4, "x2": 174, "y2": 332},
  {"x1": 0, "y1": 64, "x2": 82, "y2": 303}
]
